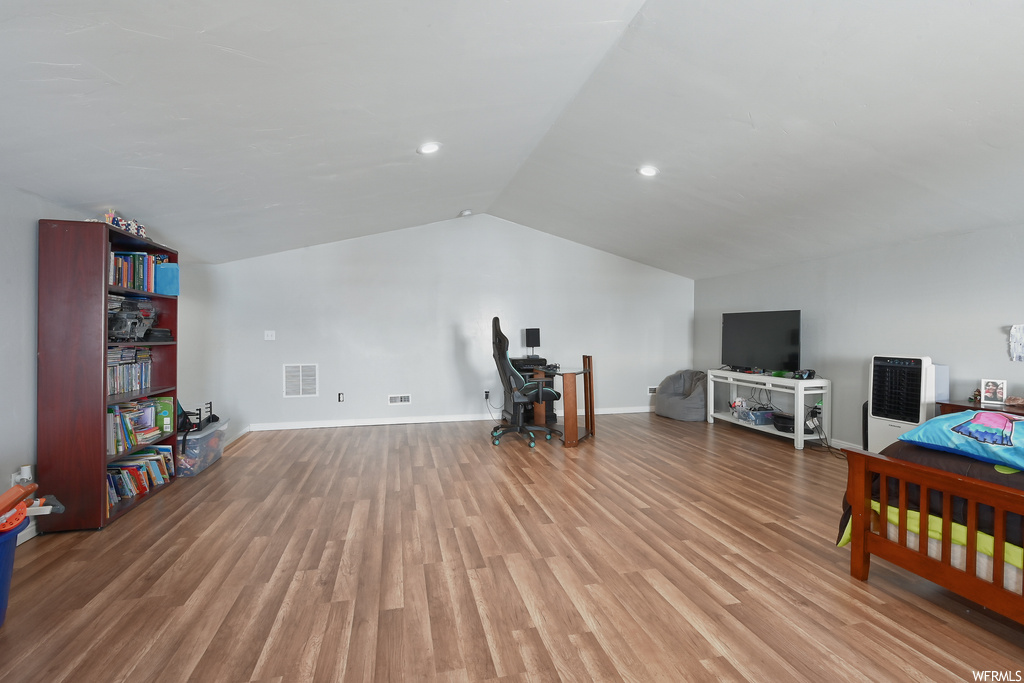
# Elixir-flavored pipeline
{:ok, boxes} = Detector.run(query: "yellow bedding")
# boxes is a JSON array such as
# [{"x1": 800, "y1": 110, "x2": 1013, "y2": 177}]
[{"x1": 838, "y1": 500, "x2": 1024, "y2": 570}]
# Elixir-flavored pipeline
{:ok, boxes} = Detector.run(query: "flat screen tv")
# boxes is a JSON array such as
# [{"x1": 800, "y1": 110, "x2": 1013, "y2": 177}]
[{"x1": 721, "y1": 310, "x2": 801, "y2": 372}]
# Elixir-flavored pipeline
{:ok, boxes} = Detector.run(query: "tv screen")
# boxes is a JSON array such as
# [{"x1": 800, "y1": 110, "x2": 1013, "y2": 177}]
[{"x1": 721, "y1": 310, "x2": 801, "y2": 372}]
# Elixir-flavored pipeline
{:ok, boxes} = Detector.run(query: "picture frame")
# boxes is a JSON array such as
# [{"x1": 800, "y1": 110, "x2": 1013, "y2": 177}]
[{"x1": 981, "y1": 378, "x2": 1007, "y2": 404}]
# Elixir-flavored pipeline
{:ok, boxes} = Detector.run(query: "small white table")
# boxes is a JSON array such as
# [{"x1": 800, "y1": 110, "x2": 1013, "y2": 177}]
[{"x1": 706, "y1": 369, "x2": 832, "y2": 449}]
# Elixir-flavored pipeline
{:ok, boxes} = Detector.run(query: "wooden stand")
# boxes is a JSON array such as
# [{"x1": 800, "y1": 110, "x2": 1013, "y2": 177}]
[
  {"x1": 559, "y1": 355, "x2": 595, "y2": 447},
  {"x1": 530, "y1": 356, "x2": 595, "y2": 448}
]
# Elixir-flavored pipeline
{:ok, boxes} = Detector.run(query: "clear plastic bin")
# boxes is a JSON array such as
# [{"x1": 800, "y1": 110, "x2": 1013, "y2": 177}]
[
  {"x1": 737, "y1": 408, "x2": 774, "y2": 425},
  {"x1": 176, "y1": 418, "x2": 229, "y2": 477}
]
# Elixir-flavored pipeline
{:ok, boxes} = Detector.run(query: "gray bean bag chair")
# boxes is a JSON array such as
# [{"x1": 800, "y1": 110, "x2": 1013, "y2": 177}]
[{"x1": 655, "y1": 370, "x2": 707, "y2": 421}]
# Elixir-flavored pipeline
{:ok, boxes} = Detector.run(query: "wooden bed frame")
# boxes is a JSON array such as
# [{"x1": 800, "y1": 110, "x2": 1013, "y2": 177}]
[{"x1": 844, "y1": 445, "x2": 1024, "y2": 624}]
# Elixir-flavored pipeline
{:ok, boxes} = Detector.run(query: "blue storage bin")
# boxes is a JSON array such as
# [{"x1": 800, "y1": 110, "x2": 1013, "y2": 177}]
[
  {"x1": 738, "y1": 408, "x2": 774, "y2": 425},
  {"x1": 154, "y1": 263, "x2": 179, "y2": 295},
  {"x1": 0, "y1": 517, "x2": 29, "y2": 629}
]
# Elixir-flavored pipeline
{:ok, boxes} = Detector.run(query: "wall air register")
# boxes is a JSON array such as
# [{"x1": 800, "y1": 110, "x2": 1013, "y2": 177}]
[{"x1": 284, "y1": 364, "x2": 318, "y2": 398}]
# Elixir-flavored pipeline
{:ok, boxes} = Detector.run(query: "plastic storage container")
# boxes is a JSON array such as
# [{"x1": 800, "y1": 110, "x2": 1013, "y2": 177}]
[
  {"x1": 737, "y1": 408, "x2": 774, "y2": 425},
  {"x1": 154, "y1": 262, "x2": 179, "y2": 295},
  {"x1": 176, "y1": 418, "x2": 229, "y2": 477},
  {"x1": 0, "y1": 517, "x2": 29, "y2": 628}
]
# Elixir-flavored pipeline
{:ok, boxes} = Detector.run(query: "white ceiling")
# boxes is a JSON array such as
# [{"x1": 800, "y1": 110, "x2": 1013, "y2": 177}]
[{"x1": 3, "y1": 1, "x2": 1023, "y2": 279}]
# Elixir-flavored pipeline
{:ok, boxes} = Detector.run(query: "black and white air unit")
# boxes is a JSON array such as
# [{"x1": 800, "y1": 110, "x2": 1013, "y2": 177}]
[{"x1": 867, "y1": 356, "x2": 937, "y2": 452}]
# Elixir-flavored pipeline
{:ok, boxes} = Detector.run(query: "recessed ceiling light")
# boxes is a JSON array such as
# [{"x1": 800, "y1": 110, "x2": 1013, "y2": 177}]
[
  {"x1": 417, "y1": 142, "x2": 441, "y2": 155},
  {"x1": 638, "y1": 165, "x2": 659, "y2": 177}
]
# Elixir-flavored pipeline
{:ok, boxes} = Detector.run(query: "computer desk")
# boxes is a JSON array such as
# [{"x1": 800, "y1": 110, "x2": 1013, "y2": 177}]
[{"x1": 533, "y1": 355, "x2": 594, "y2": 447}]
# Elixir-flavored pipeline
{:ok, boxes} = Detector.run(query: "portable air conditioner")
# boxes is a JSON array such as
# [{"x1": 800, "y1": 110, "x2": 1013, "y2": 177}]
[{"x1": 867, "y1": 356, "x2": 937, "y2": 452}]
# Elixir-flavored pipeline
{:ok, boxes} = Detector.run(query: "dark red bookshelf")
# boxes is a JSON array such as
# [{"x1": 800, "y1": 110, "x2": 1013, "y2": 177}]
[{"x1": 36, "y1": 219, "x2": 179, "y2": 531}]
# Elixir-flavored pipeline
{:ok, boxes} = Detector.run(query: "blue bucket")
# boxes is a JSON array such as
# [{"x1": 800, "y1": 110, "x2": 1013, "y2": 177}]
[{"x1": 0, "y1": 517, "x2": 29, "y2": 629}]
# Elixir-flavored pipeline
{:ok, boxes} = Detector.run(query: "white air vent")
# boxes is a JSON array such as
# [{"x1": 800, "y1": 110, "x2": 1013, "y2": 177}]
[
  {"x1": 388, "y1": 394, "x2": 411, "y2": 405},
  {"x1": 284, "y1": 364, "x2": 318, "y2": 398}
]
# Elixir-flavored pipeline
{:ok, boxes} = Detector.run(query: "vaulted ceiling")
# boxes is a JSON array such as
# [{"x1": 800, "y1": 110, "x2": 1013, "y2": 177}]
[{"x1": 3, "y1": 1, "x2": 1023, "y2": 279}]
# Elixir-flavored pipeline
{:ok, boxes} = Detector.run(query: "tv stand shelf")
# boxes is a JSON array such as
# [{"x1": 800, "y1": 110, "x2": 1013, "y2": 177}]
[{"x1": 706, "y1": 369, "x2": 832, "y2": 450}]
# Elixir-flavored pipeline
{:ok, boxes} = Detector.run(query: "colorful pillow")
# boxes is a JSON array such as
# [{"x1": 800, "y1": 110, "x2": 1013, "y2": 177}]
[{"x1": 898, "y1": 410, "x2": 1024, "y2": 470}]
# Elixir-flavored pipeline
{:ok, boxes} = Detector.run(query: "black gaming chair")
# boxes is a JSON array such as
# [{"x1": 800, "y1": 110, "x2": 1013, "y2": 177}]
[{"x1": 490, "y1": 316, "x2": 561, "y2": 447}]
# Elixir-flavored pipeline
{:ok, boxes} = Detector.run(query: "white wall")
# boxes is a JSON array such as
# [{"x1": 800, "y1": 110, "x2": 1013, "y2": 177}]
[
  {"x1": 181, "y1": 214, "x2": 695, "y2": 440},
  {"x1": 1, "y1": 201, "x2": 691, "y2": 498},
  {"x1": 0, "y1": 186, "x2": 88, "y2": 487},
  {"x1": 176, "y1": 261, "x2": 219, "y2": 418},
  {"x1": 7, "y1": 180, "x2": 1016, "y2": 486},
  {"x1": 694, "y1": 225, "x2": 1024, "y2": 447}
]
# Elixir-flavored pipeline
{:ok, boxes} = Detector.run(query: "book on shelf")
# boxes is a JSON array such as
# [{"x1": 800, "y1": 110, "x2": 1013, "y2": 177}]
[
  {"x1": 124, "y1": 449, "x2": 173, "y2": 484},
  {"x1": 136, "y1": 444, "x2": 175, "y2": 478},
  {"x1": 106, "y1": 345, "x2": 152, "y2": 396},
  {"x1": 106, "y1": 472, "x2": 120, "y2": 508},
  {"x1": 117, "y1": 458, "x2": 163, "y2": 486},
  {"x1": 106, "y1": 464, "x2": 146, "y2": 500},
  {"x1": 106, "y1": 397, "x2": 175, "y2": 456},
  {"x1": 106, "y1": 447, "x2": 176, "y2": 505},
  {"x1": 123, "y1": 463, "x2": 149, "y2": 493},
  {"x1": 109, "y1": 252, "x2": 170, "y2": 293},
  {"x1": 153, "y1": 396, "x2": 175, "y2": 435},
  {"x1": 107, "y1": 466, "x2": 136, "y2": 497},
  {"x1": 107, "y1": 470, "x2": 130, "y2": 501}
]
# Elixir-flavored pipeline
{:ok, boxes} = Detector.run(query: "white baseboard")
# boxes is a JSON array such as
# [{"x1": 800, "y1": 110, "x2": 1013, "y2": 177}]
[
  {"x1": 611, "y1": 406, "x2": 657, "y2": 415},
  {"x1": 15, "y1": 518, "x2": 37, "y2": 546},
  {"x1": 249, "y1": 413, "x2": 487, "y2": 432},
  {"x1": 248, "y1": 406, "x2": 655, "y2": 433}
]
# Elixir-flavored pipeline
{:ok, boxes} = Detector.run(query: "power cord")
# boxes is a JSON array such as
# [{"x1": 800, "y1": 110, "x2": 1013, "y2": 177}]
[
  {"x1": 485, "y1": 391, "x2": 505, "y2": 426},
  {"x1": 803, "y1": 403, "x2": 846, "y2": 459},
  {"x1": 742, "y1": 387, "x2": 777, "y2": 411}
]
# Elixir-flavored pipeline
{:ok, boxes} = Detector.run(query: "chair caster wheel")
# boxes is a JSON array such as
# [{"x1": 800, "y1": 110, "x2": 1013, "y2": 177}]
[
  {"x1": 491, "y1": 429, "x2": 500, "y2": 437},
  {"x1": 545, "y1": 433, "x2": 552, "y2": 440},
  {"x1": 493, "y1": 438, "x2": 501, "y2": 445},
  {"x1": 529, "y1": 441, "x2": 536, "y2": 448}
]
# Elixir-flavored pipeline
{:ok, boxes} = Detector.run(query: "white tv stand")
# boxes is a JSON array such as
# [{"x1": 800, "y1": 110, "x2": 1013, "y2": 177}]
[{"x1": 706, "y1": 369, "x2": 832, "y2": 450}]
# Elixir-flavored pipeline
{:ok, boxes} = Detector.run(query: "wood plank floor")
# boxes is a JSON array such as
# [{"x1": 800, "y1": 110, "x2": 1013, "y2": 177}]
[{"x1": 2, "y1": 414, "x2": 1023, "y2": 682}]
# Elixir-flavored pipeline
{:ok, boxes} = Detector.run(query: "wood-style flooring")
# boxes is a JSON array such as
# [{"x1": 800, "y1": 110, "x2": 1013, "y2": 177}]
[{"x1": 2, "y1": 414, "x2": 1023, "y2": 682}]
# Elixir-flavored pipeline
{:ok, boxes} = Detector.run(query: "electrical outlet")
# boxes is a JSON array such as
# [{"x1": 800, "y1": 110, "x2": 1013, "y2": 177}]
[
  {"x1": 484, "y1": 390, "x2": 490, "y2": 400},
  {"x1": 338, "y1": 393, "x2": 344, "y2": 402},
  {"x1": 264, "y1": 330, "x2": 276, "y2": 341}
]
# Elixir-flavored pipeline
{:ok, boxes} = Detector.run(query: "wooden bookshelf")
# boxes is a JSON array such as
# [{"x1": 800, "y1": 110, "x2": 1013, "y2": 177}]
[{"x1": 36, "y1": 219, "x2": 179, "y2": 531}]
